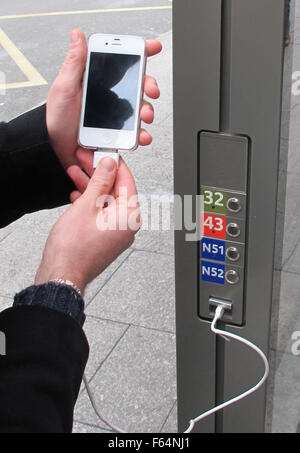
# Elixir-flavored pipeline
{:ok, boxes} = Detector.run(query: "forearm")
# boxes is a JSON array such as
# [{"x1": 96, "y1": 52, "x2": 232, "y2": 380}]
[
  {"x1": 0, "y1": 104, "x2": 75, "y2": 228},
  {"x1": 0, "y1": 284, "x2": 89, "y2": 433}
]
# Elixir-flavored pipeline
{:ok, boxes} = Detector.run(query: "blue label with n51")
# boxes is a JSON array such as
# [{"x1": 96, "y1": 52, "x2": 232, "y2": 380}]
[
  {"x1": 201, "y1": 261, "x2": 225, "y2": 285},
  {"x1": 201, "y1": 238, "x2": 226, "y2": 262}
]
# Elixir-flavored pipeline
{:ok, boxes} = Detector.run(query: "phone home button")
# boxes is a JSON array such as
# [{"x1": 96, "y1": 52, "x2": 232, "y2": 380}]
[{"x1": 102, "y1": 134, "x2": 112, "y2": 145}]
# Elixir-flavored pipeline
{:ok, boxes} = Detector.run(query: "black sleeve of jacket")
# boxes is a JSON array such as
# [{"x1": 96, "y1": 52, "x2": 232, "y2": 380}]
[
  {"x1": 0, "y1": 104, "x2": 76, "y2": 228},
  {"x1": 0, "y1": 306, "x2": 89, "y2": 433}
]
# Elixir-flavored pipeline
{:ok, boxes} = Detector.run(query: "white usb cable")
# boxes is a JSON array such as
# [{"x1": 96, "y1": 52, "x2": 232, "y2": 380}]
[
  {"x1": 185, "y1": 306, "x2": 270, "y2": 433},
  {"x1": 83, "y1": 305, "x2": 269, "y2": 434},
  {"x1": 83, "y1": 374, "x2": 126, "y2": 433}
]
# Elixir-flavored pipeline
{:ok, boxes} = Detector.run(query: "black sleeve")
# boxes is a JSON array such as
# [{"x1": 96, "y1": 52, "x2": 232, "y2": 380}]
[
  {"x1": 0, "y1": 305, "x2": 89, "y2": 433},
  {"x1": 0, "y1": 104, "x2": 76, "y2": 228}
]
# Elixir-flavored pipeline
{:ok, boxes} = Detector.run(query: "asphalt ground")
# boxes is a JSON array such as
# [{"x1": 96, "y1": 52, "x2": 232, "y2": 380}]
[{"x1": 0, "y1": 0, "x2": 172, "y2": 121}]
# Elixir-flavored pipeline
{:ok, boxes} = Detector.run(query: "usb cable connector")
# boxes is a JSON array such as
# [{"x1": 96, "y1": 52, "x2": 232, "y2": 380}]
[{"x1": 93, "y1": 149, "x2": 119, "y2": 168}]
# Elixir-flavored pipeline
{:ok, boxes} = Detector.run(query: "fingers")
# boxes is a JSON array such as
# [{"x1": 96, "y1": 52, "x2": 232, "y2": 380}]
[
  {"x1": 144, "y1": 75, "x2": 160, "y2": 99},
  {"x1": 140, "y1": 100, "x2": 154, "y2": 124},
  {"x1": 67, "y1": 164, "x2": 90, "y2": 193},
  {"x1": 114, "y1": 157, "x2": 138, "y2": 200},
  {"x1": 76, "y1": 148, "x2": 94, "y2": 177},
  {"x1": 70, "y1": 191, "x2": 82, "y2": 203},
  {"x1": 146, "y1": 39, "x2": 162, "y2": 57},
  {"x1": 138, "y1": 128, "x2": 152, "y2": 146},
  {"x1": 84, "y1": 157, "x2": 117, "y2": 202},
  {"x1": 56, "y1": 29, "x2": 88, "y2": 98},
  {"x1": 76, "y1": 152, "x2": 138, "y2": 206}
]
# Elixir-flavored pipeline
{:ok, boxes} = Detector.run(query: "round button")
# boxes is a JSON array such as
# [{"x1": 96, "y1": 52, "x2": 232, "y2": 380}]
[
  {"x1": 226, "y1": 247, "x2": 240, "y2": 262},
  {"x1": 225, "y1": 270, "x2": 240, "y2": 285},
  {"x1": 102, "y1": 133, "x2": 112, "y2": 144},
  {"x1": 226, "y1": 223, "x2": 241, "y2": 238},
  {"x1": 227, "y1": 197, "x2": 242, "y2": 214}
]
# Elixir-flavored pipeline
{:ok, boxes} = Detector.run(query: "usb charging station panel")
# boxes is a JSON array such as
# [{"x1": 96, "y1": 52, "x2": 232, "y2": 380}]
[{"x1": 199, "y1": 132, "x2": 249, "y2": 326}]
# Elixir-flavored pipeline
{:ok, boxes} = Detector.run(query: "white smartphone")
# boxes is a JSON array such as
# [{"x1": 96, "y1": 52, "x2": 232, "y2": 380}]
[{"x1": 79, "y1": 33, "x2": 146, "y2": 151}]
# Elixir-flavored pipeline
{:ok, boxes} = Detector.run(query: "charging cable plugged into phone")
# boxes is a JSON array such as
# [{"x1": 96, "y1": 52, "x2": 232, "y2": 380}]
[{"x1": 93, "y1": 149, "x2": 120, "y2": 168}]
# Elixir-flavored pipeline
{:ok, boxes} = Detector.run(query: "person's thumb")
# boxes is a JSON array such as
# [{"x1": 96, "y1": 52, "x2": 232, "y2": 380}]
[
  {"x1": 84, "y1": 157, "x2": 118, "y2": 202},
  {"x1": 57, "y1": 29, "x2": 87, "y2": 95}
]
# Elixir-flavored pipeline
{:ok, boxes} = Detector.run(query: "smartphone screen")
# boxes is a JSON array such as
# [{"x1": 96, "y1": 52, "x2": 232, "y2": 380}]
[{"x1": 84, "y1": 52, "x2": 141, "y2": 131}]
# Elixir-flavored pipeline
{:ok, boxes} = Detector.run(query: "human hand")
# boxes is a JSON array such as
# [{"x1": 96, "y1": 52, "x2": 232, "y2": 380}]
[
  {"x1": 46, "y1": 29, "x2": 162, "y2": 170},
  {"x1": 35, "y1": 157, "x2": 140, "y2": 294}
]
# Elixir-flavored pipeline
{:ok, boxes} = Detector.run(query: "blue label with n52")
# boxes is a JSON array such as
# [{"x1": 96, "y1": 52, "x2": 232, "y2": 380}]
[
  {"x1": 201, "y1": 238, "x2": 226, "y2": 262},
  {"x1": 201, "y1": 261, "x2": 225, "y2": 285}
]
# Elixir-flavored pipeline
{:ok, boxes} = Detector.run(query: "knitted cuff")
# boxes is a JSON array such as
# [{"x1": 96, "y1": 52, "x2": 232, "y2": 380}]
[{"x1": 13, "y1": 282, "x2": 86, "y2": 327}]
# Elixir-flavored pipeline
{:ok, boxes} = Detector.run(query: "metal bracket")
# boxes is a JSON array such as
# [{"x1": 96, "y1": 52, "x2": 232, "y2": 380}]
[{"x1": 209, "y1": 297, "x2": 233, "y2": 313}]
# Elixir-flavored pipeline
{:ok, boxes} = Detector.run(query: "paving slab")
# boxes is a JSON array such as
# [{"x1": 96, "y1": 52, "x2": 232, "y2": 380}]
[
  {"x1": 73, "y1": 421, "x2": 112, "y2": 434},
  {"x1": 160, "y1": 402, "x2": 178, "y2": 434},
  {"x1": 0, "y1": 226, "x2": 47, "y2": 297},
  {"x1": 84, "y1": 250, "x2": 132, "y2": 305},
  {"x1": 270, "y1": 270, "x2": 300, "y2": 352},
  {"x1": 74, "y1": 325, "x2": 176, "y2": 433},
  {"x1": 282, "y1": 228, "x2": 300, "y2": 274},
  {"x1": 0, "y1": 295, "x2": 13, "y2": 312},
  {"x1": 86, "y1": 250, "x2": 175, "y2": 333},
  {"x1": 0, "y1": 223, "x2": 15, "y2": 243},
  {"x1": 83, "y1": 316, "x2": 129, "y2": 382},
  {"x1": 266, "y1": 350, "x2": 300, "y2": 433},
  {"x1": 133, "y1": 226, "x2": 174, "y2": 256}
]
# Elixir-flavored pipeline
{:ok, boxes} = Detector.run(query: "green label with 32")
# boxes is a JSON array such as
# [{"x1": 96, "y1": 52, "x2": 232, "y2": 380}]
[{"x1": 201, "y1": 188, "x2": 227, "y2": 214}]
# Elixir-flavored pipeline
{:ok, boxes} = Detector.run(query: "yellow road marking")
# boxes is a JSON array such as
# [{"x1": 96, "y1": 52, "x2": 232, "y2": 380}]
[
  {"x1": 2, "y1": 81, "x2": 46, "y2": 90},
  {"x1": 0, "y1": 5, "x2": 172, "y2": 21},
  {"x1": 0, "y1": 27, "x2": 47, "y2": 90},
  {"x1": 0, "y1": 4, "x2": 172, "y2": 90}
]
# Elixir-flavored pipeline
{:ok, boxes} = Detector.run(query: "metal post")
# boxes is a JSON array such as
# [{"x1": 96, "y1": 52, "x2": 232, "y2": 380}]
[{"x1": 173, "y1": 0, "x2": 292, "y2": 433}]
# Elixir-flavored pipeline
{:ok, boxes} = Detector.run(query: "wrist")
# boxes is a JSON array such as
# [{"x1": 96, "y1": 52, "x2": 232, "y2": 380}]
[
  {"x1": 50, "y1": 278, "x2": 83, "y2": 296},
  {"x1": 46, "y1": 103, "x2": 78, "y2": 170}
]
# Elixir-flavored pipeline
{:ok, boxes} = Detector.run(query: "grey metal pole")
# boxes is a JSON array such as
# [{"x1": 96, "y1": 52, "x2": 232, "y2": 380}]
[{"x1": 173, "y1": 0, "x2": 292, "y2": 433}]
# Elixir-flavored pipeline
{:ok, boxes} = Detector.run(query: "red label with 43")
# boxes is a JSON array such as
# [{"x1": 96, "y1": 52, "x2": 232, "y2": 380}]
[{"x1": 202, "y1": 213, "x2": 226, "y2": 239}]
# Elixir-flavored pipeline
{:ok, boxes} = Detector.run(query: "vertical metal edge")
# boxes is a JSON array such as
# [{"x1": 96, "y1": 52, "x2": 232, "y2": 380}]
[
  {"x1": 220, "y1": 0, "x2": 287, "y2": 432},
  {"x1": 173, "y1": 0, "x2": 222, "y2": 433}
]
